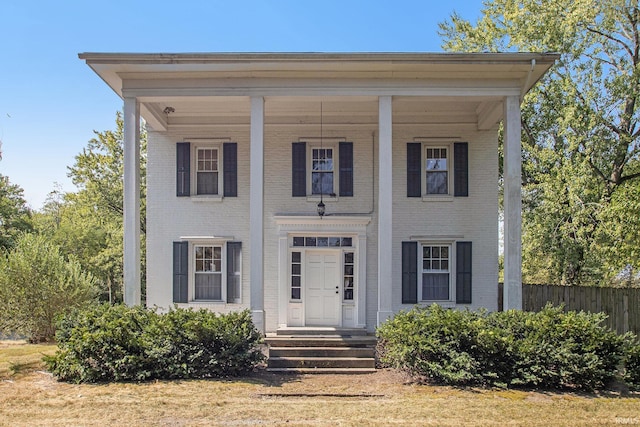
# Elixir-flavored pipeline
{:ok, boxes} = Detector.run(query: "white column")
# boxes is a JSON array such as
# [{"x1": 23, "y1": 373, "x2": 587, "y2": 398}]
[
  {"x1": 377, "y1": 95, "x2": 394, "y2": 324},
  {"x1": 250, "y1": 96, "x2": 265, "y2": 331},
  {"x1": 123, "y1": 97, "x2": 141, "y2": 306},
  {"x1": 503, "y1": 95, "x2": 523, "y2": 310},
  {"x1": 277, "y1": 232, "x2": 288, "y2": 328}
]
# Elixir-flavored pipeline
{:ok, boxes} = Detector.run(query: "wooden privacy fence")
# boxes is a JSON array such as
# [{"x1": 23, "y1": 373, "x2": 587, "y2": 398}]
[{"x1": 498, "y1": 283, "x2": 640, "y2": 336}]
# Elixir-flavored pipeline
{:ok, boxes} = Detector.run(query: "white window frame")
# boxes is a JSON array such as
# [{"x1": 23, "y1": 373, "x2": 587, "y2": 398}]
[
  {"x1": 191, "y1": 142, "x2": 223, "y2": 199},
  {"x1": 193, "y1": 243, "x2": 225, "y2": 302},
  {"x1": 185, "y1": 238, "x2": 240, "y2": 304},
  {"x1": 307, "y1": 143, "x2": 339, "y2": 199},
  {"x1": 424, "y1": 145, "x2": 451, "y2": 196},
  {"x1": 418, "y1": 242, "x2": 455, "y2": 303}
]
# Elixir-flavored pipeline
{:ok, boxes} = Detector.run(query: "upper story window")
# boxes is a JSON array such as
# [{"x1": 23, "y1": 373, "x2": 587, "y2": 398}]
[
  {"x1": 407, "y1": 142, "x2": 468, "y2": 198},
  {"x1": 311, "y1": 148, "x2": 334, "y2": 195},
  {"x1": 425, "y1": 147, "x2": 448, "y2": 195},
  {"x1": 176, "y1": 142, "x2": 237, "y2": 198},
  {"x1": 292, "y1": 141, "x2": 353, "y2": 198},
  {"x1": 196, "y1": 148, "x2": 219, "y2": 195}
]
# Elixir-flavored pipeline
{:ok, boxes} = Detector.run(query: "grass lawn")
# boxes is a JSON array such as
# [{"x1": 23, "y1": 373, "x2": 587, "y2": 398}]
[{"x1": 1, "y1": 341, "x2": 639, "y2": 426}]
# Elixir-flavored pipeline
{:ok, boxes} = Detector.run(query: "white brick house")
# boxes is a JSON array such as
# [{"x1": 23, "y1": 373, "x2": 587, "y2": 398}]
[{"x1": 79, "y1": 53, "x2": 557, "y2": 333}]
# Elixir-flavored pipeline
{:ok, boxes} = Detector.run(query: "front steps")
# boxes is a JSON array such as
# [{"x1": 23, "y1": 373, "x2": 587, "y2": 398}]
[{"x1": 265, "y1": 328, "x2": 377, "y2": 374}]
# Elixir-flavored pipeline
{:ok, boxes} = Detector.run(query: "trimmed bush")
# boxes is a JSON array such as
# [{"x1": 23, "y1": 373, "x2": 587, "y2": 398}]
[
  {"x1": 377, "y1": 304, "x2": 634, "y2": 390},
  {"x1": 624, "y1": 342, "x2": 640, "y2": 390},
  {"x1": 45, "y1": 304, "x2": 264, "y2": 383}
]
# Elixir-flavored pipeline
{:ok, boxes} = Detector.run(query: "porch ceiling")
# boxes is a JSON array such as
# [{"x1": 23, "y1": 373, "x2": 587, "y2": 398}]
[
  {"x1": 79, "y1": 52, "x2": 559, "y2": 131},
  {"x1": 143, "y1": 95, "x2": 504, "y2": 130}
]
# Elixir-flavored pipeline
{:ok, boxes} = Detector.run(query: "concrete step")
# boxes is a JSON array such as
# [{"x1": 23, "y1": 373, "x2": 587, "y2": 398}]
[
  {"x1": 275, "y1": 327, "x2": 368, "y2": 336},
  {"x1": 267, "y1": 356, "x2": 376, "y2": 370},
  {"x1": 269, "y1": 346, "x2": 374, "y2": 358},
  {"x1": 266, "y1": 367, "x2": 377, "y2": 374},
  {"x1": 265, "y1": 336, "x2": 377, "y2": 348}
]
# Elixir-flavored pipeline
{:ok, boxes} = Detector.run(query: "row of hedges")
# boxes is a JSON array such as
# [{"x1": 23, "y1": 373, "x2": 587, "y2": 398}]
[
  {"x1": 45, "y1": 305, "x2": 265, "y2": 383},
  {"x1": 377, "y1": 304, "x2": 640, "y2": 390}
]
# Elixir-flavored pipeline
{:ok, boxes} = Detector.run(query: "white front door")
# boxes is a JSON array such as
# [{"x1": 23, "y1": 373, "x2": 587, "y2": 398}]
[{"x1": 305, "y1": 251, "x2": 340, "y2": 326}]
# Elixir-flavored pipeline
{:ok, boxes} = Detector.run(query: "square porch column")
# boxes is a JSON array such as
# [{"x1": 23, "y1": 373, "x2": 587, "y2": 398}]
[
  {"x1": 250, "y1": 96, "x2": 265, "y2": 331},
  {"x1": 377, "y1": 95, "x2": 394, "y2": 324},
  {"x1": 503, "y1": 95, "x2": 523, "y2": 310},
  {"x1": 123, "y1": 96, "x2": 141, "y2": 306}
]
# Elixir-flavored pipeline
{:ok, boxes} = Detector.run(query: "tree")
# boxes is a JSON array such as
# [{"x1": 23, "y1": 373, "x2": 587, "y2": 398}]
[
  {"x1": 0, "y1": 233, "x2": 97, "y2": 342},
  {"x1": 0, "y1": 174, "x2": 33, "y2": 251},
  {"x1": 35, "y1": 112, "x2": 147, "y2": 302},
  {"x1": 439, "y1": 0, "x2": 640, "y2": 284}
]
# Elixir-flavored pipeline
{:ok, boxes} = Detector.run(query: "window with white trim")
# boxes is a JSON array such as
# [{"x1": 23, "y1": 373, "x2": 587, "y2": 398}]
[
  {"x1": 425, "y1": 147, "x2": 448, "y2": 195},
  {"x1": 421, "y1": 244, "x2": 451, "y2": 301},
  {"x1": 291, "y1": 251, "x2": 302, "y2": 300},
  {"x1": 194, "y1": 245, "x2": 223, "y2": 300},
  {"x1": 311, "y1": 147, "x2": 334, "y2": 195},
  {"x1": 196, "y1": 148, "x2": 219, "y2": 195},
  {"x1": 343, "y1": 252, "x2": 355, "y2": 301}
]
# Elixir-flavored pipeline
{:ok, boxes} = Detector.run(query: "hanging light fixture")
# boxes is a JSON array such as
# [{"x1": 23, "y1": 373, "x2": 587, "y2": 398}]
[{"x1": 317, "y1": 102, "x2": 326, "y2": 218}]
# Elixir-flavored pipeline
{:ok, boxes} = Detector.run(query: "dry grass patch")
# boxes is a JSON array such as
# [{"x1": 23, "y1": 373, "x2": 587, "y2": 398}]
[{"x1": 1, "y1": 342, "x2": 639, "y2": 426}]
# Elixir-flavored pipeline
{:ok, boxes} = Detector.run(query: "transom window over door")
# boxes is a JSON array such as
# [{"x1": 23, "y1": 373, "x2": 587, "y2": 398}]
[
  {"x1": 426, "y1": 147, "x2": 448, "y2": 194},
  {"x1": 197, "y1": 148, "x2": 219, "y2": 195},
  {"x1": 195, "y1": 245, "x2": 222, "y2": 300},
  {"x1": 422, "y1": 245, "x2": 450, "y2": 300},
  {"x1": 312, "y1": 148, "x2": 334, "y2": 195}
]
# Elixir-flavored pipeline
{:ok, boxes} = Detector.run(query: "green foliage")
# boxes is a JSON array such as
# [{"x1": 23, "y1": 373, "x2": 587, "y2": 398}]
[
  {"x1": 623, "y1": 342, "x2": 640, "y2": 389},
  {"x1": 45, "y1": 305, "x2": 265, "y2": 383},
  {"x1": 377, "y1": 304, "x2": 634, "y2": 390},
  {"x1": 35, "y1": 112, "x2": 147, "y2": 302},
  {"x1": 0, "y1": 174, "x2": 33, "y2": 251},
  {"x1": 439, "y1": 0, "x2": 640, "y2": 284},
  {"x1": 0, "y1": 233, "x2": 97, "y2": 342}
]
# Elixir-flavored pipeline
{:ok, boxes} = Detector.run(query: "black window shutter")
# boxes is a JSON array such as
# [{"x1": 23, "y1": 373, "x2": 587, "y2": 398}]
[
  {"x1": 339, "y1": 142, "x2": 354, "y2": 197},
  {"x1": 456, "y1": 241, "x2": 472, "y2": 304},
  {"x1": 227, "y1": 242, "x2": 242, "y2": 303},
  {"x1": 454, "y1": 142, "x2": 469, "y2": 197},
  {"x1": 407, "y1": 143, "x2": 422, "y2": 197},
  {"x1": 402, "y1": 241, "x2": 418, "y2": 304},
  {"x1": 292, "y1": 142, "x2": 306, "y2": 197},
  {"x1": 173, "y1": 241, "x2": 189, "y2": 303},
  {"x1": 223, "y1": 142, "x2": 237, "y2": 197},
  {"x1": 176, "y1": 142, "x2": 190, "y2": 197}
]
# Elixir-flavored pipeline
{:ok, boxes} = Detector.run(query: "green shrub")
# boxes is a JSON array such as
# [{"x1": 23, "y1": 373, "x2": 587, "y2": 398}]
[
  {"x1": 624, "y1": 342, "x2": 640, "y2": 390},
  {"x1": 45, "y1": 304, "x2": 264, "y2": 383},
  {"x1": 0, "y1": 233, "x2": 97, "y2": 342},
  {"x1": 377, "y1": 304, "x2": 632, "y2": 390}
]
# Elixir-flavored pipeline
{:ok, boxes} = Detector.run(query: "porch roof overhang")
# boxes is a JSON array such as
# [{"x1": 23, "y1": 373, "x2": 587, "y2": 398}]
[{"x1": 79, "y1": 52, "x2": 559, "y2": 131}]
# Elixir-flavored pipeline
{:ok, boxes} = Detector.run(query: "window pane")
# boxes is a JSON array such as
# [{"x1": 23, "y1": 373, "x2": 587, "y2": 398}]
[
  {"x1": 204, "y1": 260, "x2": 213, "y2": 272},
  {"x1": 432, "y1": 247, "x2": 440, "y2": 258},
  {"x1": 341, "y1": 237, "x2": 352, "y2": 247},
  {"x1": 344, "y1": 252, "x2": 354, "y2": 263},
  {"x1": 291, "y1": 252, "x2": 301, "y2": 263},
  {"x1": 329, "y1": 237, "x2": 341, "y2": 247},
  {"x1": 344, "y1": 277, "x2": 354, "y2": 288},
  {"x1": 344, "y1": 265, "x2": 354, "y2": 275},
  {"x1": 305, "y1": 237, "x2": 316, "y2": 246},
  {"x1": 195, "y1": 273, "x2": 222, "y2": 300},
  {"x1": 213, "y1": 260, "x2": 221, "y2": 272},
  {"x1": 291, "y1": 276, "x2": 301, "y2": 287},
  {"x1": 293, "y1": 237, "x2": 304, "y2": 247},
  {"x1": 292, "y1": 264, "x2": 301, "y2": 275},
  {"x1": 344, "y1": 289, "x2": 354, "y2": 300},
  {"x1": 213, "y1": 247, "x2": 221, "y2": 259},
  {"x1": 423, "y1": 246, "x2": 431, "y2": 258},
  {"x1": 196, "y1": 260, "x2": 204, "y2": 272},
  {"x1": 427, "y1": 171, "x2": 448, "y2": 194},
  {"x1": 291, "y1": 288, "x2": 301, "y2": 300},
  {"x1": 441, "y1": 260, "x2": 449, "y2": 270},
  {"x1": 312, "y1": 172, "x2": 333, "y2": 195},
  {"x1": 195, "y1": 246, "x2": 204, "y2": 258},
  {"x1": 441, "y1": 246, "x2": 449, "y2": 258},
  {"x1": 197, "y1": 172, "x2": 218, "y2": 195},
  {"x1": 423, "y1": 260, "x2": 431, "y2": 270},
  {"x1": 422, "y1": 273, "x2": 449, "y2": 300},
  {"x1": 317, "y1": 237, "x2": 328, "y2": 247}
]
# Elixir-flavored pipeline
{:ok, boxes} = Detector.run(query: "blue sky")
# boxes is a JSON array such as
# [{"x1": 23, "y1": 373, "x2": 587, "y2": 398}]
[{"x1": 0, "y1": 0, "x2": 483, "y2": 209}]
